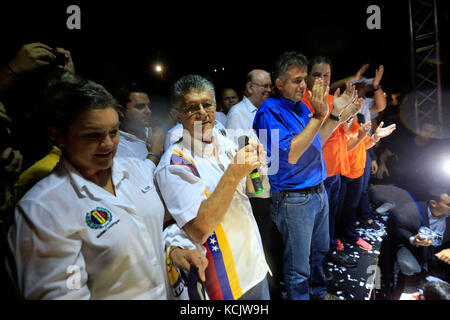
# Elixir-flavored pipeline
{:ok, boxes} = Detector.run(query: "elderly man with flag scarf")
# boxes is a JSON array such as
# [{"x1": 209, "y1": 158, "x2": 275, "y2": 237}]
[{"x1": 155, "y1": 74, "x2": 271, "y2": 300}]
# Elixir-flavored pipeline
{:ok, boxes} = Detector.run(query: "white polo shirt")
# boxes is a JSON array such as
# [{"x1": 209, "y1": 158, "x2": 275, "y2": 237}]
[
  {"x1": 155, "y1": 130, "x2": 269, "y2": 300},
  {"x1": 8, "y1": 157, "x2": 169, "y2": 300},
  {"x1": 116, "y1": 130, "x2": 148, "y2": 160}
]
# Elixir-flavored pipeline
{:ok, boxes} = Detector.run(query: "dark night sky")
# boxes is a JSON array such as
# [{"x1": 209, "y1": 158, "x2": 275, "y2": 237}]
[{"x1": 0, "y1": 0, "x2": 449, "y2": 105}]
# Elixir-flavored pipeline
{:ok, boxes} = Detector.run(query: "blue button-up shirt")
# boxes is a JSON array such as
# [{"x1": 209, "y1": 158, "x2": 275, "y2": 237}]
[{"x1": 253, "y1": 95, "x2": 327, "y2": 192}]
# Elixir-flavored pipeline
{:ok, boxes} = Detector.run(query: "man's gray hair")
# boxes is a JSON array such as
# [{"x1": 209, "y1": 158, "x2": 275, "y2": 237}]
[
  {"x1": 170, "y1": 74, "x2": 216, "y2": 109},
  {"x1": 274, "y1": 51, "x2": 308, "y2": 81}
]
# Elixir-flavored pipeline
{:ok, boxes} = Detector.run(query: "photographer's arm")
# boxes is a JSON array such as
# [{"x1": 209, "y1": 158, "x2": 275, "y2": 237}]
[{"x1": 0, "y1": 43, "x2": 56, "y2": 95}]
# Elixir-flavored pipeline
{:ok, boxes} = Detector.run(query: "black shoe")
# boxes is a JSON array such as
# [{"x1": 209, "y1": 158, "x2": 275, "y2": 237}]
[{"x1": 327, "y1": 250, "x2": 358, "y2": 268}]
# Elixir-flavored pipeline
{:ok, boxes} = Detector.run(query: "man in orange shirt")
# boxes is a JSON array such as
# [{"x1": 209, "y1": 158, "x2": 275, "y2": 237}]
[
  {"x1": 302, "y1": 56, "x2": 357, "y2": 268},
  {"x1": 338, "y1": 113, "x2": 395, "y2": 251}
]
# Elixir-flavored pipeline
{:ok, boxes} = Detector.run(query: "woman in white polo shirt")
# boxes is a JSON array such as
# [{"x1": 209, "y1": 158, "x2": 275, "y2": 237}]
[{"x1": 6, "y1": 72, "x2": 207, "y2": 300}]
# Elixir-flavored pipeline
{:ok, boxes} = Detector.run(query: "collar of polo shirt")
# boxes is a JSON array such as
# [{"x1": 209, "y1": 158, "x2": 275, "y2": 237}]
[{"x1": 181, "y1": 129, "x2": 219, "y2": 159}]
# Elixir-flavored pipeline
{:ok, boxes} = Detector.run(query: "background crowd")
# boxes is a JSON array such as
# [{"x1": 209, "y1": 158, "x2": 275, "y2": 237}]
[{"x1": 0, "y1": 39, "x2": 448, "y2": 301}]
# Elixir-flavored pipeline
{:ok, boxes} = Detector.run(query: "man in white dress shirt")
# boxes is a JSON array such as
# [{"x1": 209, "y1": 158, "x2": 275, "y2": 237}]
[
  {"x1": 226, "y1": 70, "x2": 272, "y2": 135},
  {"x1": 114, "y1": 82, "x2": 165, "y2": 163}
]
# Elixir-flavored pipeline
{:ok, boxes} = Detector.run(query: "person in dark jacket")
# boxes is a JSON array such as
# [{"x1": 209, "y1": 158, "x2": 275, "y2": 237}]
[{"x1": 388, "y1": 190, "x2": 450, "y2": 298}]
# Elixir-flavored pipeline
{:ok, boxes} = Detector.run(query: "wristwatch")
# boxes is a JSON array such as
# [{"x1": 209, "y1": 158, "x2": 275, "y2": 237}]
[
  {"x1": 328, "y1": 113, "x2": 341, "y2": 122},
  {"x1": 374, "y1": 84, "x2": 381, "y2": 91}
]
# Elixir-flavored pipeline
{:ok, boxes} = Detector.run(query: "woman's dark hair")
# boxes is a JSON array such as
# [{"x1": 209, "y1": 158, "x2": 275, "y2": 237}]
[{"x1": 42, "y1": 71, "x2": 118, "y2": 134}]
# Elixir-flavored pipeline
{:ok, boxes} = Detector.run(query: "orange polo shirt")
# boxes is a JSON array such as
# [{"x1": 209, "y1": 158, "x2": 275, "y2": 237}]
[
  {"x1": 301, "y1": 92, "x2": 350, "y2": 177},
  {"x1": 343, "y1": 120, "x2": 370, "y2": 179}
]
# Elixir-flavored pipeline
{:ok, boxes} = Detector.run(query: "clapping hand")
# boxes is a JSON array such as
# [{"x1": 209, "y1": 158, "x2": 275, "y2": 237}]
[
  {"x1": 353, "y1": 63, "x2": 370, "y2": 82},
  {"x1": 309, "y1": 78, "x2": 330, "y2": 119},
  {"x1": 332, "y1": 82, "x2": 358, "y2": 119},
  {"x1": 373, "y1": 121, "x2": 396, "y2": 140}
]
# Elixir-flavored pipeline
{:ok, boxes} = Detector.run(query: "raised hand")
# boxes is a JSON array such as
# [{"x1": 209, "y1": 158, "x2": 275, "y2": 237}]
[
  {"x1": 310, "y1": 78, "x2": 330, "y2": 119},
  {"x1": 373, "y1": 121, "x2": 396, "y2": 140},
  {"x1": 373, "y1": 65, "x2": 384, "y2": 88},
  {"x1": 8, "y1": 43, "x2": 56, "y2": 74},
  {"x1": 332, "y1": 82, "x2": 358, "y2": 117},
  {"x1": 354, "y1": 63, "x2": 369, "y2": 82}
]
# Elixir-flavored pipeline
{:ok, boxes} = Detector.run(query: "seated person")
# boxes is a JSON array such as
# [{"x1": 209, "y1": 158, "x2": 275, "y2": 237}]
[{"x1": 388, "y1": 190, "x2": 450, "y2": 298}]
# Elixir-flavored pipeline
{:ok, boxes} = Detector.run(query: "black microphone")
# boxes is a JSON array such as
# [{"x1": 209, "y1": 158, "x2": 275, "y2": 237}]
[{"x1": 238, "y1": 135, "x2": 264, "y2": 194}]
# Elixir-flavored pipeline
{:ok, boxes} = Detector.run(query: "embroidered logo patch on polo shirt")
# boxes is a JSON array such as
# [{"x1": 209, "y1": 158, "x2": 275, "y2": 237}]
[{"x1": 85, "y1": 207, "x2": 113, "y2": 229}]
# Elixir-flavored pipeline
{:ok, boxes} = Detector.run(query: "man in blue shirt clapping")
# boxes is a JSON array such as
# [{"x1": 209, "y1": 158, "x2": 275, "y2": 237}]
[{"x1": 253, "y1": 51, "x2": 357, "y2": 300}]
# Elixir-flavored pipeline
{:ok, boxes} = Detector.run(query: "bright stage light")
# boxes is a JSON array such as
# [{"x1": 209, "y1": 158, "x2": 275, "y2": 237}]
[
  {"x1": 444, "y1": 159, "x2": 450, "y2": 176},
  {"x1": 155, "y1": 64, "x2": 163, "y2": 73}
]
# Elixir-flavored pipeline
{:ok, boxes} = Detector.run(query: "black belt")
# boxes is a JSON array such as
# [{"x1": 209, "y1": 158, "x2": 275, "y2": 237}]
[{"x1": 280, "y1": 182, "x2": 323, "y2": 195}]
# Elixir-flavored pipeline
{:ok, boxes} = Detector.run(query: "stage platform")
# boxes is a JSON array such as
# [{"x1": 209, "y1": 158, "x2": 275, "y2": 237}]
[{"x1": 325, "y1": 214, "x2": 390, "y2": 300}]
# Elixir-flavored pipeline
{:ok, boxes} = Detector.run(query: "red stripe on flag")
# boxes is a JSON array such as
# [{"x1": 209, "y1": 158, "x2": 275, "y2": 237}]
[{"x1": 204, "y1": 242, "x2": 224, "y2": 300}]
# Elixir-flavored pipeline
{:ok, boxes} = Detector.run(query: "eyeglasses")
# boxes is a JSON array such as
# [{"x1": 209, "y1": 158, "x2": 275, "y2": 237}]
[
  {"x1": 183, "y1": 102, "x2": 216, "y2": 117},
  {"x1": 251, "y1": 82, "x2": 273, "y2": 91}
]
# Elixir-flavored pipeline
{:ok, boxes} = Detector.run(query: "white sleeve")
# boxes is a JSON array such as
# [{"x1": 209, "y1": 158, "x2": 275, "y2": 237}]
[
  {"x1": 163, "y1": 223, "x2": 205, "y2": 255},
  {"x1": 155, "y1": 164, "x2": 207, "y2": 228},
  {"x1": 8, "y1": 201, "x2": 91, "y2": 300}
]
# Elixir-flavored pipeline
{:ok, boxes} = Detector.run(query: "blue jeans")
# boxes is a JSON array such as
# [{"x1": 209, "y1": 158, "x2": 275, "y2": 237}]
[
  {"x1": 358, "y1": 151, "x2": 373, "y2": 221},
  {"x1": 324, "y1": 174, "x2": 341, "y2": 252},
  {"x1": 270, "y1": 185, "x2": 330, "y2": 300},
  {"x1": 337, "y1": 175, "x2": 364, "y2": 242}
]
